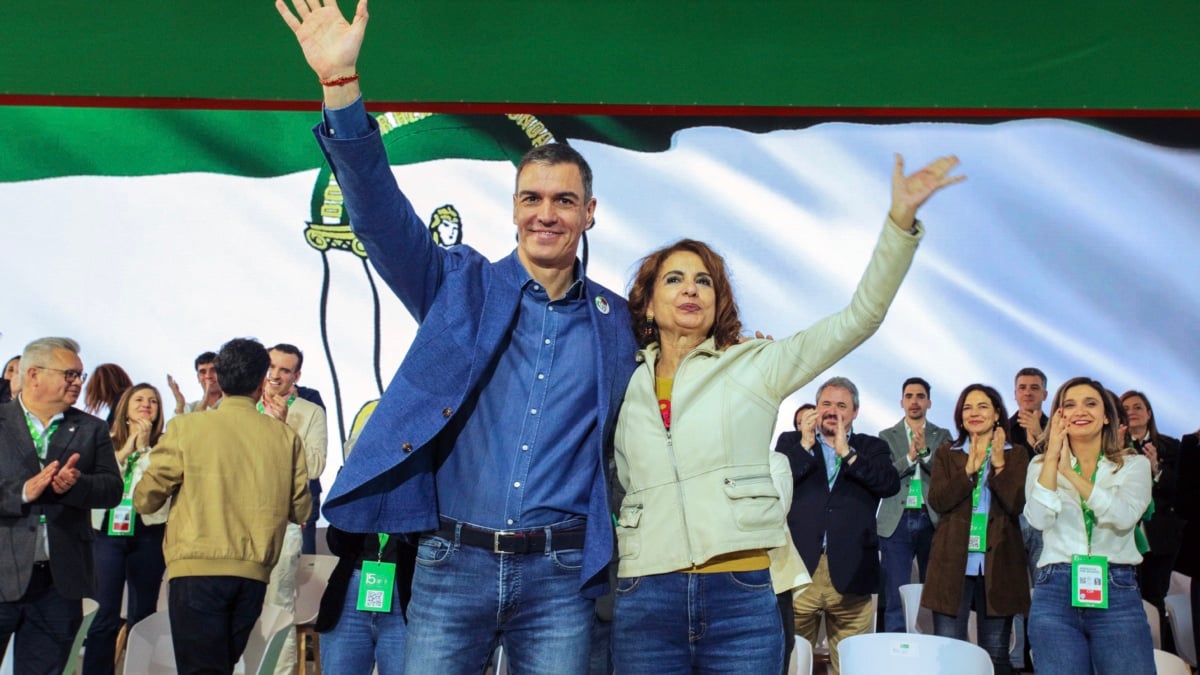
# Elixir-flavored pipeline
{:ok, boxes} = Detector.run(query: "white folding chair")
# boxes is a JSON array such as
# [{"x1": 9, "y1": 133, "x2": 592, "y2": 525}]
[
  {"x1": 839, "y1": 632, "x2": 991, "y2": 675},
  {"x1": 489, "y1": 644, "x2": 508, "y2": 675},
  {"x1": 122, "y1": 610, "x2": 176, "y2": 675},
  {"x1": 1143, "y1": 598, "x2": 1162, "y2": 650},
  {"x1": 238, "y1": 603, "x2": 295, "y2": 675},
  {"x1": 1165, "y1": 593, "x2": 1197, "y2": 666},
  {"x1": 294, "y1": 553, "x2": 338, "y2": 674},
  {"x1": 0, "y1": 635, "x2": 10, "y2": 675},
  {"x1": 63, "y1": 597, "x2": 99, "y2": 675},
  {"x1": 787, "y1": 634, "x2": 813, "y2": 675},
  {"x1": 1154, "y1": 648, "x2": 1192, "y2": 675},
  {"x1": 314, "y1": 526, "x2": 332, "y2": 556},
  {"x1": 1170, "y1": 572, "x2": 1192, "y2": 597},
  {"x1": 898, "y1": 583, "x2": 933, "y2": 634}
]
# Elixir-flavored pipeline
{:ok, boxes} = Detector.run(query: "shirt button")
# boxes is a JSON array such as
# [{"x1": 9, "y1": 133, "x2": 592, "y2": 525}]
[
  {"x1": 549, "y1": 307, "x2": 555, "y2": 312},
  {"x1": 507, "y1": 519, "x2": 515, "y2": 525},
  {"x1": 537, "y1": 373, "x2": 545, "y2": 380},
  {"x1": 533, "y1": 284, "x2": 541, "y2": 291},
  {"x1": 530, "y1": 408, "x2": 538, "y2": 415},
  {"x1": 521, "y1": 444, "x2": 529, "y2": 451},
  {"x1": 442, "y1": 408, "x2": 452, "y2": 418},
  {"x1": 544, "y1": 338, "x2": 551, "y2": 345},
  {"x1": 513, "y1": 482, "x2": 521, "y2": 488},
  {"x1": 402, "y1": 443, "x2": 413, "y2": 453}
]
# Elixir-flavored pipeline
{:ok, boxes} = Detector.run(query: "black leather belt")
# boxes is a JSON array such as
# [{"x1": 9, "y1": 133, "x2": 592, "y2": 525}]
[{"x1": 435, "y1": 520, "x2": 586, "y2": 554}]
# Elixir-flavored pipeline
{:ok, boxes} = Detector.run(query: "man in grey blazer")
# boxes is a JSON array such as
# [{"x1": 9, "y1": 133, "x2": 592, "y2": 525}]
[
  {"x1": 876, "y1": 377, "x2": 952, "y2": 633},
  {"x1": 0, "y1": 337, "x2": 122, "y2": 674}
]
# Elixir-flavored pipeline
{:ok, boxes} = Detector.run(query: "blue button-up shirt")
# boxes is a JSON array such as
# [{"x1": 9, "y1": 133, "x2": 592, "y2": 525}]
[
  {"x1": 324, "y1": 99, "x2": 599, "y2": 530},
  {"x1": 814, "y1": 432, "x2": 852, "y2": 548},
  {"x1": 435, "y1": 271, "x2": 598, "y2": 529}
]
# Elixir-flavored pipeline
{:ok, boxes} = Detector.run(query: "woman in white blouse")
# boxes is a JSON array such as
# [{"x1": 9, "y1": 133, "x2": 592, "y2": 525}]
[{"x1": 1024, "y1": 376, "x2": 1155, "y2": 675}]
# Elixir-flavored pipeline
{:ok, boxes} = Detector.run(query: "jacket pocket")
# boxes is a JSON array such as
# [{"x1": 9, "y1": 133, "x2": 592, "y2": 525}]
[
  {"x1": 616, "y1": 504, "x2": 643, "y2": 560},
  {"x1": 722, "y1": 475, "x2": 783, "y2": 533}
]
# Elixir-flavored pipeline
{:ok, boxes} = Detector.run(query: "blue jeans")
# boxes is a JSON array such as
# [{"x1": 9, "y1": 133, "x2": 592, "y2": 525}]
[
  {"x1": 879, "y1": 509, "x2": 933, "y2": 632},
  {"x1": 613, "y1": 569, "x2": 783, "y2": 675},
  {"x1": 931, "y1": 575, "x2": 1013, "y2": 675},
  {"x1": 83, "y1": 519, "x2": 166, "y2": 675},
  {"x1": 320, "y1": 568, "x2": 407, "y2": 675},
  {"x1": 404, "y1": 530, "x2": 594, "y2": 674},
  {"x1": 1028, "y1": 563, "x2": 1155, "y2": 675}
]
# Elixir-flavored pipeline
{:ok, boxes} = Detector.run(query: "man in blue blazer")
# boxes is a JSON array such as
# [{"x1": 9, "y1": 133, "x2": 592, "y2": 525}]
[
  {"x1": 0, "y1": 337, "x2": 122, "y2": 675},
  {"x1": 278, "y1": 3, "x2": 639, "y2": 672},
  {"x1": 777, "y1": 377, "x2": 900, "y2": 675}
]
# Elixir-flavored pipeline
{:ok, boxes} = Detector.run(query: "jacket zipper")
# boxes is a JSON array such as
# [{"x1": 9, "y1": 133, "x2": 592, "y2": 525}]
[{"x1": 657, "y1": 353, "x2": 696, "y2": 566}]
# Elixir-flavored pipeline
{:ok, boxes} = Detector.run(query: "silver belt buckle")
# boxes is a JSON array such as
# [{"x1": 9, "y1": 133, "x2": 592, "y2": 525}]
[{"x1": 493, "y1": 530, "x2": 514, "y2": 554}]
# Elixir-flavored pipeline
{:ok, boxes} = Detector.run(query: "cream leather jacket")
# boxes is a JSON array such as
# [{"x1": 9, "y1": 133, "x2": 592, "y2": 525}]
[{"x1": 614, "y1": 219, "x2": 921, "y2": 578}]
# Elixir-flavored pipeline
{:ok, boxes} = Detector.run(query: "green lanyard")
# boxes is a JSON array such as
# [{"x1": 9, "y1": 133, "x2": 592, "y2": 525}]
[
  {"x1": 24, "y1": 412, "x2": 61, "y2": 462},
  {"x1": 24, "y1": 412, "x2": 61, "y2": 525},
  {"x1": 1072, "y1": 459, "x2": 1100, "y2": 554},
  {"x1": 967, "y1": 446, "x2": 991, "y2": 553},
  {"x1": 108, "y1": 449, "x2": 141, "y2": 537},
  {"x1": 357, "y1": 533, "x2": 396, "y2": 612},
  {"x1": 970, "y1": 446, "x2": 991, "y2": 509},
  {"x1": 256, "y1": 393, "x2": 297, "y2": 414}
]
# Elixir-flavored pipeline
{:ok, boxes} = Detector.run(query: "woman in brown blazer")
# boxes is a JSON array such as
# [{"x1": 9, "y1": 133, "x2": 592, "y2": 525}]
[{"x1": 921, "y1": 383, "x2": 1030, "y2": 675}]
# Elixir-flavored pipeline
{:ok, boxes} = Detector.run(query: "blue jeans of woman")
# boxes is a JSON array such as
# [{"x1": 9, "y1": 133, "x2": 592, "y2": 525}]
[
  {"x1": 613, "y1": 568, "x2": 783, "y2": 675},
  {"x1": 82, "y1": 518, "x2": 166, "y2": 675},
  {"x1": 1028, "y1": 563, "x2": 1155, "y2": 675},
  {"x1": 932, "y1": 574, "x2": 1012, "y2": 675},
  {"x1": 320, "y1": 568, "x2": 407, "y2": 675}
]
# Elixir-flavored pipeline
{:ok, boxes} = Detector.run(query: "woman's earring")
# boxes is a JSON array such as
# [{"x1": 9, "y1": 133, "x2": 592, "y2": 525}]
[{"x1": 641, "y1": 314, "x2": 656, "y2": 340}]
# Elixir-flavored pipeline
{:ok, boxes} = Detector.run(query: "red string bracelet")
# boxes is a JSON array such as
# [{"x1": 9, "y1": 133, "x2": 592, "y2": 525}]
[{"x1": 320, "y1": 73, "x2": 360, "y2": 87}]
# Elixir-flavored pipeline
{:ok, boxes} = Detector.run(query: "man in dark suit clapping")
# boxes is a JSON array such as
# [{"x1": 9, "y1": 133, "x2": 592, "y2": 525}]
[
  {"x1": 0, "y1": 337, "x2": 122, "y2": 675},
  {"x1": 777, "y1": 376, "x2": 900, "y2": 675}
]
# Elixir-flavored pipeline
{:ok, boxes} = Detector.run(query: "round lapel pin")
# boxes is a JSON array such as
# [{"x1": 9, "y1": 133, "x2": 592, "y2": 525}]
[{"x1": 594, "y1": 296, "x2": 610, "y2": 315}]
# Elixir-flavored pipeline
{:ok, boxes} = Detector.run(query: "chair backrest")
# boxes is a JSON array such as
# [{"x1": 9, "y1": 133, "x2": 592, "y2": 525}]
[
  {"x1": 788, "y1": 635, "x2": 813, "y2": 675},
  {"x1": 122, "y1": 610, "x2": 176, "y2": 675},
  {"x1": 1154, "y1": 648, "x2": 1192, "y2": 675},
  {"x1": 314, "y1": 526, "x2": 331, "y2": 555},
  {"x1": 239, "y1": 604, "x2": 295, "y2": 675},
  {"x1": 838, "y1": 633, "x2": 992, "y2": 675},
  {"x1": 492, "y1": 645, "x2": 509, "y2": 675},
  {"x1": 1143, "y1": 598, "x2": 1162, "y2": 650},
  {"x1": 898, "y1": 583, "x2": 933, "y2": 634},
  {"x1": 294, "y1": 554, "x2": 338, "y2": 625},
  {"x1": 1170, "y1": 572, "x2": 1192, "y2": 597},
  {"x1": 62, "y1": 597, "x2": 99, "y2": 675},
  {"x1": 1165, "y1": 593, "x2": 1197, "y2": 666}
]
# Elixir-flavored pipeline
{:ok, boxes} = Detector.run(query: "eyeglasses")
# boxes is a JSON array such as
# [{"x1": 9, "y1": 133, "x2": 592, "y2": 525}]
[{"x1": 35, "y1": 366, "x2": 87, "y2": 383}]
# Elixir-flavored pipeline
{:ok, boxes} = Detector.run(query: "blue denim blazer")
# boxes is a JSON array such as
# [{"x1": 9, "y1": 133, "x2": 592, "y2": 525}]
[{"x1": 313, "y1": 122, "x2": 638, "y2": 597}]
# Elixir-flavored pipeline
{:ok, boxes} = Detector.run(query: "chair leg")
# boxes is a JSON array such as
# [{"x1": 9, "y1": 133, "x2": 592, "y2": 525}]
[
  {"x1": 310, "y1": 632, "x2": 321, "y2": 675},
  {"x1": 296, "y1": 628, "x2": 306, "y2": 675},
  {"x1": 114, "y1": 622, "x2": 129, "y2": 666}
]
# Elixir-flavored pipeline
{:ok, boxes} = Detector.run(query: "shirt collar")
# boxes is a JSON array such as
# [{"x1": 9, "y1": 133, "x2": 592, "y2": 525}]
[
  {"x1": 17, "y1": 393, "x2": 66, "y2": 429},
  {"x1": 516, "y1": 257, "x2": 586, "y2": 301}
]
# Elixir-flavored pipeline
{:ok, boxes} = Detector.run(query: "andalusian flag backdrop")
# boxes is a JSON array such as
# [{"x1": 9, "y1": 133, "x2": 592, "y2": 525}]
[{"x1": 3, "y1": 3, "x2": 1199, "y2": 491}]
